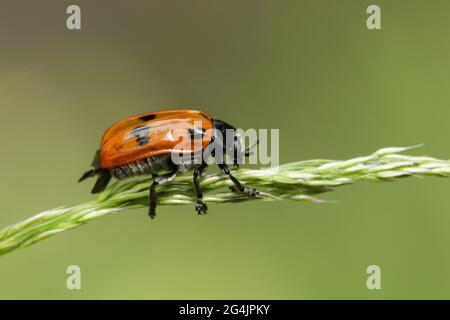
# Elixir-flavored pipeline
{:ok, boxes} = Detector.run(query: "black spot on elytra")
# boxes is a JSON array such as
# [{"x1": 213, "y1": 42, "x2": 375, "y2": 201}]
[
  {"x1": 139, "y1": 114, "x2": 156, "y2": 122},
  {"x1": 130, "y1": 125, "x2": 150, "y2": 146},
  {"x1": 188, "y1": 127, "x2": 206, "y2": 138}
]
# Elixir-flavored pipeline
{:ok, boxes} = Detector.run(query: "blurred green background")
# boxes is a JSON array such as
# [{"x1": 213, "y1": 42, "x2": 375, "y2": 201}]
[{"x1": 1, "y1": 0, "x2": 450, "y2": 299}]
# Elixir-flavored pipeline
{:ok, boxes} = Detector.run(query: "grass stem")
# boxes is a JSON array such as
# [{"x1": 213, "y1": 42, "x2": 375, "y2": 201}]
[{"x1": 1, "y1": 146, "x2": 449, "y2": 257}]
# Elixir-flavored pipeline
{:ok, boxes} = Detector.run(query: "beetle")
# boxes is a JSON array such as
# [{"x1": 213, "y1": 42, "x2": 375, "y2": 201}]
[{"x1": 79, "y1": 109, "x2": 258, "y2": 218}]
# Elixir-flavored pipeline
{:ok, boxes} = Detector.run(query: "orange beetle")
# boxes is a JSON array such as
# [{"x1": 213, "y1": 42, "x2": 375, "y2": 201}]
[{"x1": 79, "y1": 109, "x2": 258, "y2": 218}]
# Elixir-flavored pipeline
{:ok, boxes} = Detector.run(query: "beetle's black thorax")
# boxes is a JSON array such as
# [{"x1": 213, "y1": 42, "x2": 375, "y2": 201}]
[
  {"x1": 212, "y1": 119, "x2": 236, "y2": 145},
  {"x1": 211, "y1": 119, "x2": 244, "y2": 165}
]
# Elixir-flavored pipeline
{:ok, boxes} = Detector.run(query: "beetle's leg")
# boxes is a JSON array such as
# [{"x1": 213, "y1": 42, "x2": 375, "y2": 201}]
[
  {"x1": 91, "y1": 169, "x2": 111, "y2": 194},
  {"x1": 193, "y1": 163, "x2": 208, "y2": 215},
  {"x1": 217, "y1": 163, "x2": 259, "y2": 197},
  {"x1": 149, "y1": 169, "x2": 178, "y2": 219}
]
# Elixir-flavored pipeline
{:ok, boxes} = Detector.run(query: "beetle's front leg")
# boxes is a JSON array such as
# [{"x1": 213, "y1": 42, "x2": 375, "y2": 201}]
[{"x1": 217, "y1": 164, "x2": 259, "y2": 197}]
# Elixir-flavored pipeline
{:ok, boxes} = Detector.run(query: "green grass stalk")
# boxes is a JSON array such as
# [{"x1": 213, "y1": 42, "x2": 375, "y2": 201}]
[{"x1": 1, "y1": 146, "x2": 449, "y2": 257}]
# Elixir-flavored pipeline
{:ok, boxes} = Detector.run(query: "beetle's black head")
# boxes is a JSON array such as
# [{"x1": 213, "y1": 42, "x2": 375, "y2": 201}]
[{"x1": 212, "y1": 119, "x2": 257, "y2": 166}]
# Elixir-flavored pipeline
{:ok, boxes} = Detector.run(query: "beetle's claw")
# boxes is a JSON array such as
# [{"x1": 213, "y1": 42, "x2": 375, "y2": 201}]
[
  {"x1": 229, "y1": 186, "x2": 259, "y2": 197},
  {"x1": 196, "y1": 202, "x2": 208, "y2": 215},
  {"x1": 148, "y1": 207, "x2": 156, "y2": 219}
]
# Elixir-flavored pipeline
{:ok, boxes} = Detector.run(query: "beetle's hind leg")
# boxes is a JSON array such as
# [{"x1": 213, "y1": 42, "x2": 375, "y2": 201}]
[
  {"x1": 91, "y1": 169, "x2": 112, "y2": 194},
  {"x1": 149, "y1": 169, "x2": 178, "y2": 219},
  {"x1": 217, "y1": 164, "x2": 259, "y2": 197},
  {"x1": 193, "y1": 163, "x2": 208, "y2": 215},
  {"x1": 78, "y1": 168, "x2": 99, "y2": 182}
]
